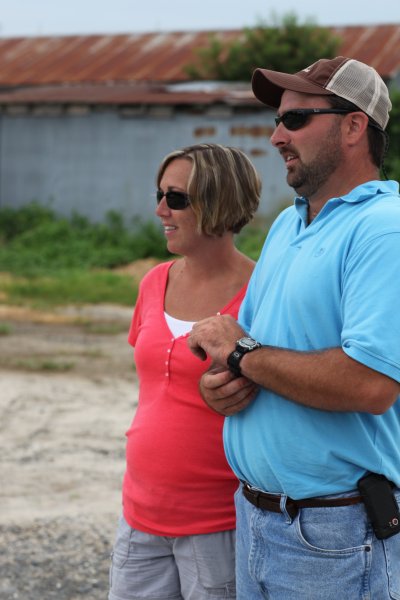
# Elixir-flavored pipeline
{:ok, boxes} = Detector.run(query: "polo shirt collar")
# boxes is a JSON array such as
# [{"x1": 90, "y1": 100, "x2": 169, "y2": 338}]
[{"x1": 294, "y1": 179, "x2": 399, "y2": 226}]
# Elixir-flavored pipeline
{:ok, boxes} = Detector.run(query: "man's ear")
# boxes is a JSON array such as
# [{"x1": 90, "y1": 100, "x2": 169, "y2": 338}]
[{"x1": 344, "y1": 111, "x2": 369, "y2": 143}]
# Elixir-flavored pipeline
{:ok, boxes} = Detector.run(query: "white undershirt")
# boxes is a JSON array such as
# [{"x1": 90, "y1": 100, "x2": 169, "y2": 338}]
[{"x1": 164, "y1": 312, "x2": 196, "y2": 337}]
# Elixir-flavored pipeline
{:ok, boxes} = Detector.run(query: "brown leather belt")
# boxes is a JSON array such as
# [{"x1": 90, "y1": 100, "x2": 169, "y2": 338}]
[{"x1": 242, "y1": 483, "x2": 362, "y2": 519}]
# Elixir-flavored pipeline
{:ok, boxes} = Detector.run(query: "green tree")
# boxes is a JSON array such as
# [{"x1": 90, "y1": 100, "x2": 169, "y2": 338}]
[
  {"x1": 185, "y1": 13, "x2": 341, "y2": 81},
  {"x1": 386, "y1": 88, "x2": 400, "y2": 182}
]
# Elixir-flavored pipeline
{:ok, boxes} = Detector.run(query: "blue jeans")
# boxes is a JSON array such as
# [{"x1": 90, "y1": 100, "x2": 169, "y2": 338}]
[{"x1": 235, "y1": 484, "x2": 400, "y2": 599}]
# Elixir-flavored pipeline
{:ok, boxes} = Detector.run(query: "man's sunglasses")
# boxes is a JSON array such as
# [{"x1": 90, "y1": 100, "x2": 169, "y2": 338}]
[
  {"x1": 275, "y1": 108, "x2": 353, "y2": 131},
  {"x1": 156, "y1": 190, "x2": 191, "y2": 210}
]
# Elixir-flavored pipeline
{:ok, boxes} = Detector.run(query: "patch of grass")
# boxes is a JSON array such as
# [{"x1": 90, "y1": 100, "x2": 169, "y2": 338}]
[
  {"x1": 0, "y1": 204, "x2": 163, "y2": 308},
  {"x1": 13, "y1": 358, "x2": 75, "y2": 372},
  {"x1": 78, "y1": 348, "x2": 106, "y2": 358},
  {"x1": 80, "y1": 322, "x2": 128, "y2": 335},
  {"x1": 0, "y1": 322, "x2": 12, "y2": 335},
  {"x1": 0, "y1": 270, "x2": 138, "y2": 309}
]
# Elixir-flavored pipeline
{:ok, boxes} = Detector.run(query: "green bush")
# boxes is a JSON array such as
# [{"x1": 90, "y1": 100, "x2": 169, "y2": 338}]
[
  {"x1": 0, "y1": 202, "x2": 270, "y2": 307},
  {"x1": 0, "y1": 204, "x2": 170, "y2": 275},
  {"x1": 236, "y1": 224, "x2": 267, "y2": 260},
  {"x1": 0, "y1": 202, "x2": 55, "y2": 242},
  {"x1": 386, "y1": 88, "x2": 400, "y2": 182}
]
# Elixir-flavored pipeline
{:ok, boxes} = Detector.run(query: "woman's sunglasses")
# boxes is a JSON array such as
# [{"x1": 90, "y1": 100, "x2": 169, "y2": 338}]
[
  {"x1": 156, "y1": 190, "x2": 191, "y2": 210},
  {"x1": 275, "y1": 108, "x2": 353, "y2": 131}
]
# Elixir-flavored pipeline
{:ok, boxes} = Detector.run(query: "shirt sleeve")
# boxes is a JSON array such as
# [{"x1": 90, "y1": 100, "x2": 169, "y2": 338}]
[
  {"x1": 341, "y1": 230, "x2": 400, "y2": 382},
  {"x1": 128, "y1": 285, "x2": 143, "y2": 347}
]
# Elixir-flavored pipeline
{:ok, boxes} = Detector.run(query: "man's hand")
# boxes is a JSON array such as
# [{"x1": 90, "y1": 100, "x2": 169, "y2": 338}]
[
  {"x1": 200, "y1": 364, "x2": 259, "y2": 416},
  {"x1": 188, "y1": 314, "x2": 246, "y2": 366}
]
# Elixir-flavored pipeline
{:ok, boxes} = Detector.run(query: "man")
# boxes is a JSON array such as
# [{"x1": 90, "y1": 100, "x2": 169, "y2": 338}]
[{"x1": 188, "y1": 56, "x2": 400, "y2": 599}]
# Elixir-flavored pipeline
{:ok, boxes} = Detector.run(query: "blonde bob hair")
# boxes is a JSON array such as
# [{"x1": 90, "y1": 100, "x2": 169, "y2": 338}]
[{"x1": 156, "y1": 143, "x2": 261, "y2": 236}]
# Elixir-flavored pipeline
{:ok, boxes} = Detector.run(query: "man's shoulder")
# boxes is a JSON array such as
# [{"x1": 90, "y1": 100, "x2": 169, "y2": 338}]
[
  {"x1": 358, "y1": 193, "x2": 400, "y2": 228},
  {"x1": 350, "y1": 179, "x2": 399, "y2": 204},
  {"x1": 345, "y1": 181, "x2": 400, "y2": 231}
]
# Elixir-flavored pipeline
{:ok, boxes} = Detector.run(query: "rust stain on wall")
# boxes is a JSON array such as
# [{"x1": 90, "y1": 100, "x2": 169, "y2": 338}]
[
  {"x1": 193, "y1": 127, "x2": 216, "y2": 137},
  {"x1": 248, "y1": 148, "x2": 267, "y2": 156},
  {"x1": 230, "y1": 125, "x2": 273, "y2": 137}
]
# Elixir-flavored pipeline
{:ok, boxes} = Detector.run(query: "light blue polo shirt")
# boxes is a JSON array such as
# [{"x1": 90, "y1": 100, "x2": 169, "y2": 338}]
[{"x1": 224, "y1": 180, "x2": 400, "y2": 499}]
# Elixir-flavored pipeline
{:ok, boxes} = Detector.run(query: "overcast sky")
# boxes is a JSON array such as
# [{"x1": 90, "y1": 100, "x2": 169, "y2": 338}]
[{"x1": 0, "y1": 0, "x2": 399, "y2": 37}]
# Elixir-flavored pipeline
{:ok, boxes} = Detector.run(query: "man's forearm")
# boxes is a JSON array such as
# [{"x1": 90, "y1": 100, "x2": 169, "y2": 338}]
[
  {"x1": 239, "y1": 345, "x2": 399, "y2": 414},
  {"x1": 188, "y1": 315, "x2": 399, "y2": 414}
]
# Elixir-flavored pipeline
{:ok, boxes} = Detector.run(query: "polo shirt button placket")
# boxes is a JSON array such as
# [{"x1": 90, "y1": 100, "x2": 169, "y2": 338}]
[{"x1": 165, "y1": 339, "x2": 174, "y2": 377}]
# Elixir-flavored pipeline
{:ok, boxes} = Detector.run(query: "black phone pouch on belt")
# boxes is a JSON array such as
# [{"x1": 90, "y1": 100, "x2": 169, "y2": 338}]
[{"x1": 357, "y1": 473, "x2": 400, "y2": 540}]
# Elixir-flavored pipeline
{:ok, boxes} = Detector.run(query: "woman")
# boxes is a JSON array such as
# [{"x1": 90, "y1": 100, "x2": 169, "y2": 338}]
[{"x1": 109, "y1": 143, "x2": 261, "y2": 600}]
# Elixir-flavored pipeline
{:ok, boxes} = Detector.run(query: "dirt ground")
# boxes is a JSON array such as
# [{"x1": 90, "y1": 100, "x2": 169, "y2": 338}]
[{"x1": 0, "y1": 294, "x2": 142, "y2": 598}]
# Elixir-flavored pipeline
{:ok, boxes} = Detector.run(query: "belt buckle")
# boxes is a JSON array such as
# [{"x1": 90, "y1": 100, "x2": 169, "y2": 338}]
[{"x1": 243, "y1": 483, "x2": 261, "y2": 507}]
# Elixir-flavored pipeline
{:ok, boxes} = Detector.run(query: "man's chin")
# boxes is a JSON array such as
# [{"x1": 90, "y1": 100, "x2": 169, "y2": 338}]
[{"x1": 287, "y1": 177, "x2": 304, "y2": 195}]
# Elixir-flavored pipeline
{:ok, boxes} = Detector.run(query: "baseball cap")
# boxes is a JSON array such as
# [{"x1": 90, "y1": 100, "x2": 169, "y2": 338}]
[{"x1": 252, "y1": 56, "x2": 391, "y2": 130}]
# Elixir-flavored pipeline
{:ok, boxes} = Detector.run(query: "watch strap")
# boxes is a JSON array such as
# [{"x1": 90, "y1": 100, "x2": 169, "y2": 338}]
[
  {"x1": 227, "y1": 337, "x2": 261, "y2": 377},
  {"x1": 227, "y1": 349, "x2": 245, "y2": 377}
]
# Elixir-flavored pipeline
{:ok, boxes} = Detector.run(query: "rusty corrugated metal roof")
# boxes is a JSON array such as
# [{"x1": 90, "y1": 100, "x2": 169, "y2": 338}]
[
  {"x1": 0, "y1": 25, "x2": 398, "y2": 106},
  {"x1": 330, "y1": 24, "x2": 400, "y2": 78},
  {"x1": 0, "y1": 31, "x2": 244, "y2": 86},
  {"x1": 0, "y1": 25, "x2": 399, "y2": 87}
]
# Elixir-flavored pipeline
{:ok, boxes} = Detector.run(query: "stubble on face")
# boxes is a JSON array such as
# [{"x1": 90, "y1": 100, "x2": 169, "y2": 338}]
[{"x1": 287, "y1": 119, "x2": 344, "y2": 199}]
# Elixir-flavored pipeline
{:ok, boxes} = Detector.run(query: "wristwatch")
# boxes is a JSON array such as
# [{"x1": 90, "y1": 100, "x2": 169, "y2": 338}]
[{"x1": 227, "y1": 337, "x2": 262, "y2": 377}]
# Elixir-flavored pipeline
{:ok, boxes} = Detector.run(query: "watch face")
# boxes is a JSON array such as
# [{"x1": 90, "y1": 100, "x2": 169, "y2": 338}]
[
  {"x1": 238, "y1": 337, "x2": 259, "y2": 350},
  {"x1": 228, "y1": 337, "x2": 261, "y2": 377}
]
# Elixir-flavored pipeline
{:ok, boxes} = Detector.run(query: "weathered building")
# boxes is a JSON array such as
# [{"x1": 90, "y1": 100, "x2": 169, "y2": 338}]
[{"x1": 0, "y1": 26, "x2": 399, "y2": 222}]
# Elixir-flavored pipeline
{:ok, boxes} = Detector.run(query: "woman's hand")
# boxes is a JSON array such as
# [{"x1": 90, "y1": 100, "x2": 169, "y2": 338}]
[{"x1": 200, "y1": 364, "x2": 259, "y2": 416}]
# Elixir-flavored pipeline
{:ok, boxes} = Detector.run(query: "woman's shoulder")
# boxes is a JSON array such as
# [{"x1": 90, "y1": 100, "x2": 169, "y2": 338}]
[{"x1": 139, "y1": 259, "x2": 175, "y2": 286}]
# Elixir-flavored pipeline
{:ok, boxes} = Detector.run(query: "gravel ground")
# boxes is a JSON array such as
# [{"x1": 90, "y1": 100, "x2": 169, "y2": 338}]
[
  {"x1": 0, "y1": 302, "x2": 140, "y2": 600},
  {"x1": 0, "y1": 515, "x2": 116, "y2": 600}
]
